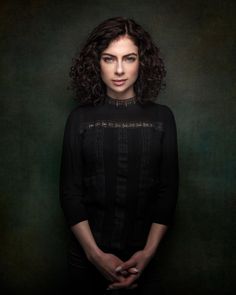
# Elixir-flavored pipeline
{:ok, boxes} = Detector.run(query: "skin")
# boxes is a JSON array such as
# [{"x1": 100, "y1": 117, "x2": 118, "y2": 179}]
[
  {"x1": 71, "y1": 221, "x2": 167, "y2": 290},
  {"x1": 100, "y1": 34, "x2": 139, "y2": 100},
  {"x1": 71, "y1": 35, "x2": 168, "y2": 290}
]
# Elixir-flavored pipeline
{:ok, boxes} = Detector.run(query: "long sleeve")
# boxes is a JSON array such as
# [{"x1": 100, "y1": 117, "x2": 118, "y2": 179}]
[
  {"x1": 59, "y1": 97, "x2": 179, "y2": 251},
  {"x1": 152, "y1": 106, "x2": 179, "y2": 226},
  {"x1": 59, "y1": 109, "x2": 87, "y2": 227}
]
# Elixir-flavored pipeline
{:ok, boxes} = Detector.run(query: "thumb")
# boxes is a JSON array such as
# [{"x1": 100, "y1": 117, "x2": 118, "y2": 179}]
[
  {"x1": 128, "y1": 267, "x2": 139, "y2": 274},
  {"x1": 115, "y1": 258, "x2": 137, "y2": 272}
]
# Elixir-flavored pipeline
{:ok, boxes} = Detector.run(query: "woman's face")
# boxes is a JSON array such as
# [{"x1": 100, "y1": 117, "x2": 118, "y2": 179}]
[{"x1": 100, "y1": 35, "x2": 139, "y2": 99}]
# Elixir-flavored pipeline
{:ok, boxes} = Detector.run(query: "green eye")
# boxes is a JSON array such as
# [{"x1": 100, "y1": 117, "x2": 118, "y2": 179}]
[
  {"x1": 102, "y1": 56, "x2": 137, "y2": 63},
  {"x1": 126, "y1": 57, "x2": 136, "y2": 62},
  {"x1": 103, "y1": 57, "x2": 113, "y2": 63}
]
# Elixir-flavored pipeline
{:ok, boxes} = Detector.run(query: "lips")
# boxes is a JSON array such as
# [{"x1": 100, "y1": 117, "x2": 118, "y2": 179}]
[{"x1": 112, "y1": 79, "x2": 127, "y2": 86}]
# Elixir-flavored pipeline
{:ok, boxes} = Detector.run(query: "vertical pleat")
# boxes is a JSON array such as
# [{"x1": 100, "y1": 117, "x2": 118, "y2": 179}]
[{"x1": 111, "y1": 127, "x2": 128, "y2": 249}]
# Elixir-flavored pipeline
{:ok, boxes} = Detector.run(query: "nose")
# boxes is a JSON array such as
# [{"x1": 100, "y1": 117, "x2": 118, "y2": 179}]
[{"x1": 115, "y1": 60, "x2": 124, "y2": 75}]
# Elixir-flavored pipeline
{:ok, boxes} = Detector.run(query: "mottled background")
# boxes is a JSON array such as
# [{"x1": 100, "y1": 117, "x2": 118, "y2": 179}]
[{"x1": 0, "y1": 0, "x2": 235, "y2": 294}]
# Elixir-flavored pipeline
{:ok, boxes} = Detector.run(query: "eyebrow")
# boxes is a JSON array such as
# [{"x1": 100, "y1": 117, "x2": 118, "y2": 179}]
[{"x1": 101, "y1": 53, "x2": 138, "y2": 58}]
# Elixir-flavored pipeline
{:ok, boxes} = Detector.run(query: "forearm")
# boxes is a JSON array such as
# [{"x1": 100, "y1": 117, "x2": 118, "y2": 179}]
[
  {"x1": 143, "y1": 223, "x2": 168, "y2": 258},
  {"x1": 71, "y1": 220, "x2": 126, "y2": 283},
  {"x1": 109, "y1": 223, "x2": 168, "y2": 289},
  {"x1": 71, "y1": 220, "x2": 102, "y2": 260}
]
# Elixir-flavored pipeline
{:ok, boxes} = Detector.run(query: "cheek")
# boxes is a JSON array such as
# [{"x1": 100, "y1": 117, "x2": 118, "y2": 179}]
[
  {"x1": 100, "y1": 65, "x2": 112, "y2": 80},
  {"x1": 130, "y1": 63, "x2": 139, "y2": 78}
]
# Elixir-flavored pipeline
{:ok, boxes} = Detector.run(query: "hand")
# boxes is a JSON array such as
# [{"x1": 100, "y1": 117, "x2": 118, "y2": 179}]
[
  {"x1": 89, "y1": 250, "x2": 127, "y2": 283},
  {"x1": 107, "y1": 250, "x2": 152, "y2": 290}
]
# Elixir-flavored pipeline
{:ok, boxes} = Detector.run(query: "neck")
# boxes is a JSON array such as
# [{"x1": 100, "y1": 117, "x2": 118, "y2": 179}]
[
  {"x1": 105, "y1": 94, "x2": 137, "y2": 107},
  {"x1": 106, "y1": 90, "x2": 136, "y2": 100}
]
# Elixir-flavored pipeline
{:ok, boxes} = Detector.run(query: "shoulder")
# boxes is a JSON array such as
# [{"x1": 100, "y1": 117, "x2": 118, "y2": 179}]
[
  {"x1": 147, "y1": 101, "x2": 176, "y2": 120},
  {"x1": 66, "y1": 103, "x2": 92, "y2": 123},
  {"x1": 63, "y1": 105, "x2": 86, "y2": 133},
  {"x1": 64, "y1": 103, "x2": 97, "y2": 134}
]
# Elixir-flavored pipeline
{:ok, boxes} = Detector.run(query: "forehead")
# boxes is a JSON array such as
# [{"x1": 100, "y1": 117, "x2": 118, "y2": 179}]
[{"x1": 102, "y1": 36, "x2": 138, "y2": 55}]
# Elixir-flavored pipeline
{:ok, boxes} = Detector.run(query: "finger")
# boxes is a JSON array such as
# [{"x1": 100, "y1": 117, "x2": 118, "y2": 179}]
[
  {"x1": 107, "y1": 274, "x2": 137, "y2": 290},
  {"x1": 115, "y1": 259, "x2": 137, "y2": 272},
  {"x1": 107, "y1": 271, "x2": 124, "y2": 282},
  {"x1": 119, "y1": 269, "x2": 139, "y2": 278},
  {"x1": 128, "y1": 283, "x2": 138, "y2": 290},
  {"x1": 120, "y1": 270, "x2": 129, "y2": 276},
  {"x1": 128, "y1": 267, "x2": 139, "y2": 274}
]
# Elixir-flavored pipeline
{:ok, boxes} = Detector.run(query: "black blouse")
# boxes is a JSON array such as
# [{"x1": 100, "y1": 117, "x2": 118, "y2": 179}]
[{"x1": 59, "y1": 95, "x2": 179, "y2": 251}]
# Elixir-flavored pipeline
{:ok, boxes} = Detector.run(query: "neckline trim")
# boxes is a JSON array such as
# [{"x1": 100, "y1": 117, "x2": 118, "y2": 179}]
[{"x1": 105, "y1": 95, "x2": 137, "y2": 107}]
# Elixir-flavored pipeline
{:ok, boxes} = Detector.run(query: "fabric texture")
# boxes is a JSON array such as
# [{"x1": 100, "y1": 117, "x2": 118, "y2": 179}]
[{"x1": 59, "y1": 95, "x2": 179, "y2": 252}]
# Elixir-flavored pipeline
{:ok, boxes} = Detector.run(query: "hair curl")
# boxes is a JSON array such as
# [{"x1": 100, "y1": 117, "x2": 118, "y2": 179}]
[{"x1": 69, "y1": 16, "x2": 166, "y2": 106}]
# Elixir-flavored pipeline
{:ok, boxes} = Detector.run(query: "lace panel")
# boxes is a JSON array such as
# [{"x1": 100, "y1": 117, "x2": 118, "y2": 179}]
[{"x1": 82, "y1": 120, "x2": 164, "y2": 132}]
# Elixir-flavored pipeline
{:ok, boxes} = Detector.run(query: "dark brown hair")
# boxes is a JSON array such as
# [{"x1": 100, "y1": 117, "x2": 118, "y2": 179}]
[{"x1": 69, "y1": 16, "x2": 166, "y2": 105}]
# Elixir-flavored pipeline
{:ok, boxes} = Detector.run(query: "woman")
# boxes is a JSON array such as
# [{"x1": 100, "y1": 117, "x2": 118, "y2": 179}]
[{"x1": 59, "y1": 16, "x2": 179, "y2": 294}]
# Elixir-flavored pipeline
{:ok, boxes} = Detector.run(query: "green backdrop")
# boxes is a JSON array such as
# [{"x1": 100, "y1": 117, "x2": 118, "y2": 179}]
[{"x1": 1, "y1": 0, "x2": 235, "y2": 294}]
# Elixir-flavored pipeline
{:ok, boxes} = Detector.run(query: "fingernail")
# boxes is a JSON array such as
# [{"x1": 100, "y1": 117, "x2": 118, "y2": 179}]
[{"x1": 115, "y1": 266, "x2": 122, "y2": 272}]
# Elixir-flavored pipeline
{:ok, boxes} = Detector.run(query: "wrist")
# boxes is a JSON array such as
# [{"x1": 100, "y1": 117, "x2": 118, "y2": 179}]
[
  {"x1": 143, "y1": 245, "x2": 157, "y2": 260},
  {"x1": 86, "y1": 245, "x2": 103, "y2": 262}
]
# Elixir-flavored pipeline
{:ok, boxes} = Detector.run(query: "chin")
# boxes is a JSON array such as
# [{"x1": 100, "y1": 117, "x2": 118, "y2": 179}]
[{"x1": 109, "y1": 85, "x2": 132, "y2": 94}]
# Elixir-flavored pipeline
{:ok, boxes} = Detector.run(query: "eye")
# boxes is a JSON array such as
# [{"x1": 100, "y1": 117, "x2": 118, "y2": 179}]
[
  {"x1": 102, "y1": 57, "x2": 114, "y2": 63},
  {"x1": 125, "y1": 56, "x2": 136, "y2": 62}
]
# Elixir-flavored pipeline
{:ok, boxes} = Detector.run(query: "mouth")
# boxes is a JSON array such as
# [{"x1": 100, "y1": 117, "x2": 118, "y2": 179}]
[{"x1": 112, "y1": 79, "x2": 127, "y2": 86}]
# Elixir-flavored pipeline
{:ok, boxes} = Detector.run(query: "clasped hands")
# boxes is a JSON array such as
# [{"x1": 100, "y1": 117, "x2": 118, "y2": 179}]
[
  {"x1": 91, "y1": 250, "x2": 150, "y2": 290},
  {"x1": 106, "y1": 263, "x2": 140, "y2": 291}
]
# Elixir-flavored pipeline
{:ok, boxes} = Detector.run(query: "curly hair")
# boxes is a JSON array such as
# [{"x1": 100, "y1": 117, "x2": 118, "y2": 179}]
[{"x1": 69, "y1": 16, "x2": 166, "y2": 106}]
